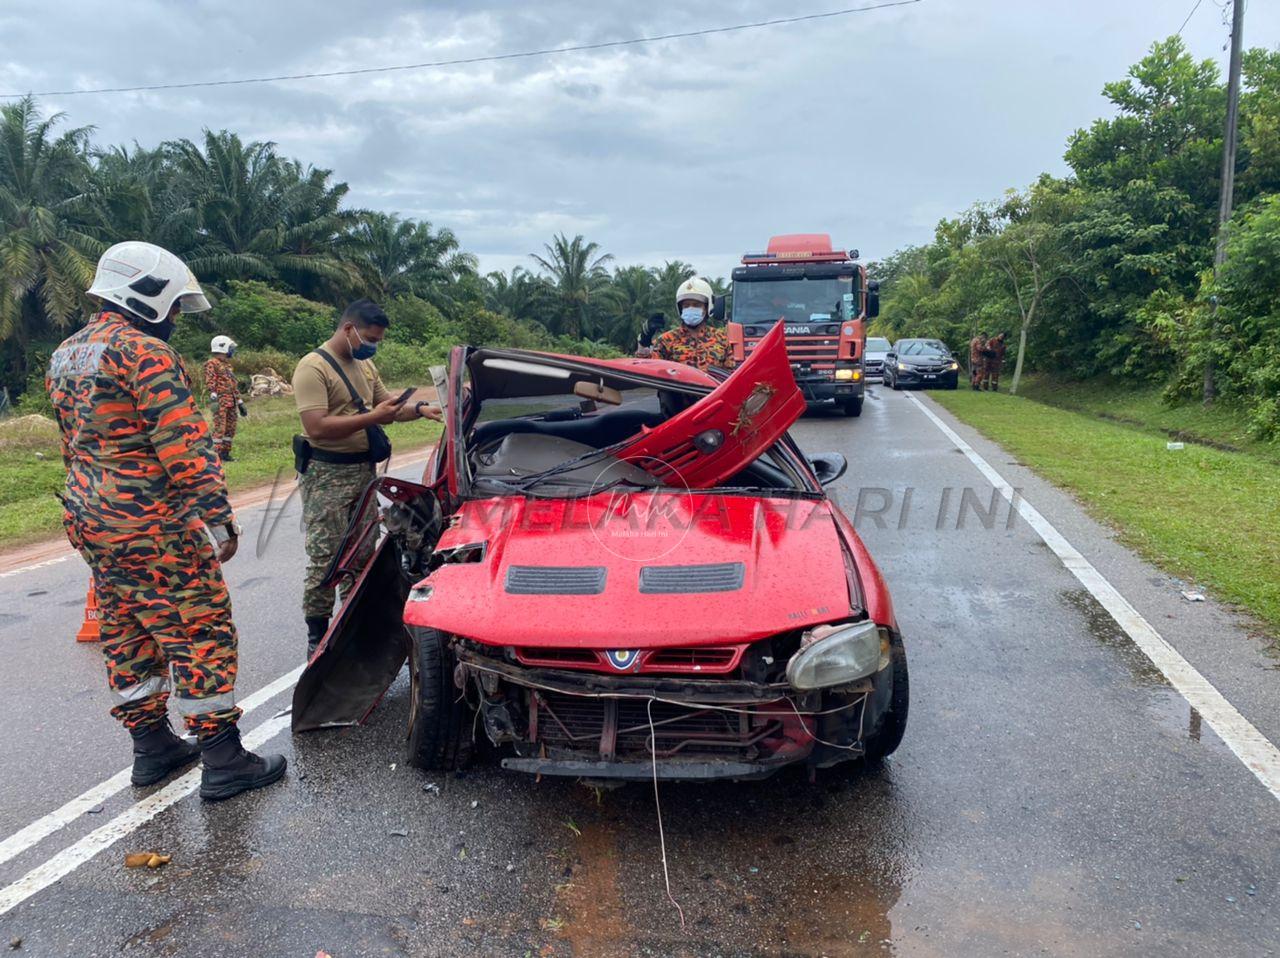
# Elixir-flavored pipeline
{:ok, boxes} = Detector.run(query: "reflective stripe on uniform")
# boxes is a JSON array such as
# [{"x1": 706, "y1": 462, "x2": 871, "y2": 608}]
[
  {"x1": 171, "y1": 690, "x2": 237, "y2": 715},
  {"x1": 114, "y1": 673, "x2": 169, "y2": 703}
]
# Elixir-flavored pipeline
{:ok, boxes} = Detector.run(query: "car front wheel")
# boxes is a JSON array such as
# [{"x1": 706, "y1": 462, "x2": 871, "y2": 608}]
[
  {"x1": 862, "y1": 630, "x2": 909, "y2": 761},
  {"x1": 406, "y1": 626, "x2": 473, "y2": 770}
]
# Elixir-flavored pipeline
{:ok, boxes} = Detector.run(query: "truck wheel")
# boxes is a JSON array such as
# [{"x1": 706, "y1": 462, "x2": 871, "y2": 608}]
[
  {"x1": 863, "y1": 630, "x2": 909, "y2": 761},
  {"x1": 840, "y1": 397, "x2": 863, "y2": 417},
  {"x1": 406, "y1": 626, "x2": 473, "y2": 770}
]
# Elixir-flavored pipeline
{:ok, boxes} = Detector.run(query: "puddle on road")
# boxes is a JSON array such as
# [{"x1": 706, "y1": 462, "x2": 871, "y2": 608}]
[{"x1": 1058, "y1": 589, "x2": 1230, "y2": 755}]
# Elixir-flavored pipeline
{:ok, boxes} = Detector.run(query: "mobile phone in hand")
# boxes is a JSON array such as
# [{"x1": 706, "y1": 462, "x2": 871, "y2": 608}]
[{"x1": 393, "y1": 387, "x2": 415, "y2": 406}]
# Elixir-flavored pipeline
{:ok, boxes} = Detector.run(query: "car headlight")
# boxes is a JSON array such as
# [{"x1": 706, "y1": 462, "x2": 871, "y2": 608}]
[
  {"x1": 785, "y1": 620, "x2": 881, "y2": 690},
  {"x1": 948, "y1": 361, "x2": 959, "y2": 371}
]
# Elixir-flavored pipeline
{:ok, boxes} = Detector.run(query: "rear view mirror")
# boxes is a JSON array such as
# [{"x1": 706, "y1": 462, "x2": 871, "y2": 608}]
[
  {"x1": 573, "y1": 381, "x2": 623, "y2": 405},
  {"x1": 866, "y1": 280, "x2": 880, "y2": 319},
  {"x1": 808, "y1": 452, "x2": 848, "y2": 487},
  {"x1": 711, "y1": 294, "x2": 727, "y2": 322}
]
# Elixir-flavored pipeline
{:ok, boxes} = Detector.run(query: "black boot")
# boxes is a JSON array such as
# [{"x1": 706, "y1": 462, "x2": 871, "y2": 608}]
[
  {"x1": 199, "y1": 726, "x2": 287, "y2": 802},
  {"x1": 306, "y1": 615, "x2": 329, "y2": 660},
  {"x1": 130, "y1": 721, "x2": 200, "y2": 787}
]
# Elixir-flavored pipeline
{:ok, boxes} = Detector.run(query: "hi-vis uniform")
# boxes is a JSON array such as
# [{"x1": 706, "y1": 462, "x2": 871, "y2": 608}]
[
  {"x1": 203, "y1": 354, "x2": 239, "y2": 460},
  {"x1": 47, "y1": 311, "x2": 242, "y2": 738}
]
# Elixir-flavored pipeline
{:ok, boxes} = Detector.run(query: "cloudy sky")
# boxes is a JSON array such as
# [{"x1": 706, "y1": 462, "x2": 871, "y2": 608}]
[{"x1": 2, "y1": 1, "x2": 1276, "y2": 278}]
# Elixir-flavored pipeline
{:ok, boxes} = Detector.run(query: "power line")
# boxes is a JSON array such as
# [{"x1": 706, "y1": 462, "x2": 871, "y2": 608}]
[
  {"x1": 1172, "y1": 0, "x2": 1203, "y2": 36},
  {"x1": 1, "y1": 0, "x2": 922, "y2": 100}
]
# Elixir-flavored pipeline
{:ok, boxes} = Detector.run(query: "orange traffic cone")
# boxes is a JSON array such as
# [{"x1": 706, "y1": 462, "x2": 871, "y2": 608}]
[{"x1": 76, "y1": 578, "x2": 101, "y2": 643}]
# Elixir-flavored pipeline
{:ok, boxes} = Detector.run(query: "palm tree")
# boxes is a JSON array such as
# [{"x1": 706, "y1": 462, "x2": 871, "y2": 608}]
[
  {"x1": 601, "y1": 264, "x2": 657, "y2": 347},
  {"x1": 484, "y1": 266, "x2": 550, "y2": 323},
  {"x1": 530, "y1": 233, "x2": 613, "y2": 339},
  {"x1": 0, "y1": 96, "x2": 99, "y2": 390},
  {"x1": 649, "y1": 260, "x2": 697, "y2": 317},
  {"x1": 166, "y1": 131, "x2": 358, "y2": 297},
  {"x1": 354, "y1": 211, "x2": 477, "y2": 311}
]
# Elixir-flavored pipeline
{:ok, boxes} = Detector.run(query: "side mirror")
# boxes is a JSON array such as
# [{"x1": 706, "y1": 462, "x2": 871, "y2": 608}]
[
  {"x1": 711, "y1": 294, "x2": 727, "y2": 322},
  {"x1": 866, "y1": 280, "x2": 880, "y2": 319},
  {"x1": 808, "y1": 452, "x2": 848, "y2": 487}
]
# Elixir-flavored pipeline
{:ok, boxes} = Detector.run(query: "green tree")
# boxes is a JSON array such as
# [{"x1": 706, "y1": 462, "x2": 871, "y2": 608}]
[
  {"x1": 0, "y1": 97, "x2": 99, "y2": 393},
  {"x1": 529, "y1": 233, "x2": 613, "y2": 339},
  {"x1": 353, "y1": 211, "x2": 477, "y2": 314}
]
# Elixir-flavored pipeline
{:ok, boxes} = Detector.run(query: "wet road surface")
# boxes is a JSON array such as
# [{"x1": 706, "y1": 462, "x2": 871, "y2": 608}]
[{"x1": 0, "y1": 386, "x2": 1277, "y2": 956}]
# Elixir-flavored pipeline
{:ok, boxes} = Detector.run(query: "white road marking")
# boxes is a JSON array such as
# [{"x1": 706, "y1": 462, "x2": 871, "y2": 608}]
[
  {"x1": 908, "y1": 393, "x2": 1280, "y2": 803},
  {"x1": 0, "y1": 709, "x2": 293, "y2": 916},
  {"x1": 0, "y1": 555, "x2": 72, "y2": 579},
  {"x1": 0, "y1": 665, "x2": 303, "y2": 868}
]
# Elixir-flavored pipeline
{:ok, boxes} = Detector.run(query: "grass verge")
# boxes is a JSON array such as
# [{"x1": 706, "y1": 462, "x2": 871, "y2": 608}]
[
  {"x1": 930, "y1": 389, "x2": 1280, "y2": 639},
  {"x1": 0, "y1": 395, "x2": 441, "y2": 550},
  {"x1": 1014, "y1": 374, "x2": 1280, "y2": 464}
]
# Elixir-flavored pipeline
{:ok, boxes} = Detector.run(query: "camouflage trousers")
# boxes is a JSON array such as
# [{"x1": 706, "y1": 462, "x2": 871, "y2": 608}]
[
  {"x1": 211, "y1": 399, "x2": 237, "y2": 457},
  {"x1": 981, "y1": 361, "x2": 1003, "y2": 390},
  {"x1": 66, "y1": 516, "x2": 242, "y2": 739},
  {"x1": 300, "y1": 459, "x2": 376, "y2": 619}
]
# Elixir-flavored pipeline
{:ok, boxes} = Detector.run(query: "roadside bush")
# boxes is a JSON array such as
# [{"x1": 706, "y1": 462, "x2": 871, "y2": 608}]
[
  {"x1": 373, "y1": 341, "x2": 449, "y2": 384},
  {"x1": 231, "y1": 348, "x2": 300, "y2": 381},
  {"x1": 385, "y1": 295, "x2": 445, "y2": 344},
  {"x1": 208, "y1": 281, "x2": 335, "y2": 355}
]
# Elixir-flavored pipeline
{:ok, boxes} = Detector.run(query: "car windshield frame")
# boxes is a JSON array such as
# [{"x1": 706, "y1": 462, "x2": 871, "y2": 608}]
[
  {"x1": 456, "y1": 350, "x2": 819, "y2": 500},
  {"x1": 865, "y1": 337, "x2": 892, "y2": 352}
]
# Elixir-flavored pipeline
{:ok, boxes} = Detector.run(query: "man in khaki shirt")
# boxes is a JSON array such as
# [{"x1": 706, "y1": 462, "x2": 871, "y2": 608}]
[{"x1": 292, "y1": 299, "x2": 440, "y2": 658}]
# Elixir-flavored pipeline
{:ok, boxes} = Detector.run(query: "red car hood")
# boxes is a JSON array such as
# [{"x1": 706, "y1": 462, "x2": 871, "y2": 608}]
[{"x1": 403, "y1": 493, "x2": 854, "y2": 648}]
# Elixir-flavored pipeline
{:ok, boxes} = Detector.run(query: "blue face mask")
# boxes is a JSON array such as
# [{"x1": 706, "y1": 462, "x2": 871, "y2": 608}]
[
  {"x1": 680, "y1": 306, "x2": 705, "y2": 327},
  {"x1": 348, "y1": 327, "x2": 378, "y2": 360}
]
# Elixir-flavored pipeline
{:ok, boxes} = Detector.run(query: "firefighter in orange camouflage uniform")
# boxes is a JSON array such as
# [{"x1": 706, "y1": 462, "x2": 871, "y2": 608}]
[
  {"x1": 204, "y1": 335, "x2": 242, "y2": 461},
  {"x1": 47, "y1": 241, "x2": 285, "y2": 802},
  {"x1": 635, "y1": 277, "x2": 735, "y2": 372}
]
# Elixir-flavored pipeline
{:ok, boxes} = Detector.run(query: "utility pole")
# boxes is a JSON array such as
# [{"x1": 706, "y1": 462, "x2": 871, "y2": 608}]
[{"x1": 1204, "y1": 0, "x2": 1245, "y2": 405}]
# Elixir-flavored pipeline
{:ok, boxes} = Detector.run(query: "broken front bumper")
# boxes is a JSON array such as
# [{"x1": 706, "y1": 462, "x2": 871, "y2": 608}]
[{"x1": 456, "y1": 644, "x2": 871, "y2": 781}]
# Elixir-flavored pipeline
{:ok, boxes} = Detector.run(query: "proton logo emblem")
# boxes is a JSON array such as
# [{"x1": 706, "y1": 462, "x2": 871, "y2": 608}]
[{"x1": 605, "y1": 649, "x2": 641, "y2": 671}]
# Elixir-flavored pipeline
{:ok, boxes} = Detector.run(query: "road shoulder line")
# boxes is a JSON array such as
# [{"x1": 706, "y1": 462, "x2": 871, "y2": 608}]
[{"x1": 907, "y1": 392, "x2": 1280, "y2": 803}]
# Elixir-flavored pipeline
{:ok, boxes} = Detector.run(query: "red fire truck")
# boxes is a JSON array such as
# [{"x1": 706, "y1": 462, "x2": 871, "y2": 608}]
[{"x1": 727, "y1": 234, "x2": 878, "y2": 417}]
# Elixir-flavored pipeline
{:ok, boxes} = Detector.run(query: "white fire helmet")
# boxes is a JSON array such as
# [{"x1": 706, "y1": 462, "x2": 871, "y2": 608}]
[
  {"x1": 674, "y1": 276, "x2": 714, "y2": 310},
  {"x1": 86, "y1": 241, "x2": 211, "y2": 323},
  {"x1": 210, "y1": 335, "x2": 236, "y2": 355}
]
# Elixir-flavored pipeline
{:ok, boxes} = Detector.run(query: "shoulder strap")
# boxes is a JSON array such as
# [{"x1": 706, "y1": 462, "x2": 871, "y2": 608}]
[{"x1": 312, "y1": 348, "x2": 369, "y2": 413}]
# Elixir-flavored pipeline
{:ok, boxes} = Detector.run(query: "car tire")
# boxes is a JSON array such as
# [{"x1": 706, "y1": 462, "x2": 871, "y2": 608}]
[
  {"x1": 840, "y1": 397, "x2": 863, "y2": 417},
  {"x1": 863, "y1": 630, "x2": 909, "y2": 761},
  {"x1": 406, "y1": 626, "x2": 473, "y2": 770}
]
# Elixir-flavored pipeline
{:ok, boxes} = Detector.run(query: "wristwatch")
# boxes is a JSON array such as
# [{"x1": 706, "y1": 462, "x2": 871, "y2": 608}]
[
  {"x1": 210, "y1": 521, "x2": 242, "y2": 546},
  {"x1": 415, "y1": 400, "x2": 434, "y2": 417}
]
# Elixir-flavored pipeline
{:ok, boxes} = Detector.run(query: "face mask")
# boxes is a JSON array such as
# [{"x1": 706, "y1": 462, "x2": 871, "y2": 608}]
[
  {"x1": 680, "y1": 306, "x2": 705, "y2": 327},
  {"x1": 348, "y1": 327, "x2": 378, "y2": 360}
]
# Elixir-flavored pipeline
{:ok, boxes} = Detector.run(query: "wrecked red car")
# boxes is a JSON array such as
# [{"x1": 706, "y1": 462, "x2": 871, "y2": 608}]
[{"x1": 293, "y1": 323, "x2": 909, "y2": 781}]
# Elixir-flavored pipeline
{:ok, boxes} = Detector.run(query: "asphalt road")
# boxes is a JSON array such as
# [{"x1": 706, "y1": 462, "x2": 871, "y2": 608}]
[{"x1": 0, "y1": 385, "x2": 1277, "y2": 957}]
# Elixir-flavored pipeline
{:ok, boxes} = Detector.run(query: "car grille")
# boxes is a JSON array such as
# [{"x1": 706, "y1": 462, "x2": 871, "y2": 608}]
[
  {"x1": 513, "y1": 644, "x2": 745, "y2": 674},
  {"x1": 533, "y1": 691, "x2": 778, "y2": 759}
]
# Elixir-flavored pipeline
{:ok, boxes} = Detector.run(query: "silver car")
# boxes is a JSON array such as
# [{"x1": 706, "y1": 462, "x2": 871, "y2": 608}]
[{"x1": 863, "y1": 336, "x2": 892, "y2": 381}]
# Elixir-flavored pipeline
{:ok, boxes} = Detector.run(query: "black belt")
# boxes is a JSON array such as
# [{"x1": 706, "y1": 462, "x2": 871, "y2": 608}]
[{"x1": 308, "y1": 448, "x2": 376, "y2": 465}]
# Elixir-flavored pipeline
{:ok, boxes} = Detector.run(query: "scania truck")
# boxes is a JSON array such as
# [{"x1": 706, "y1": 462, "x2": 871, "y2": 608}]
[{"x1": 727, "y1": 234, "x2": 878, "y2": 417}]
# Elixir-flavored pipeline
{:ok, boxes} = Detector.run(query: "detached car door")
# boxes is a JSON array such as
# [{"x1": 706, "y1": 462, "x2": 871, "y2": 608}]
[{"x1": 291, "y1": 349, "x2": 465, "y2": 731}]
